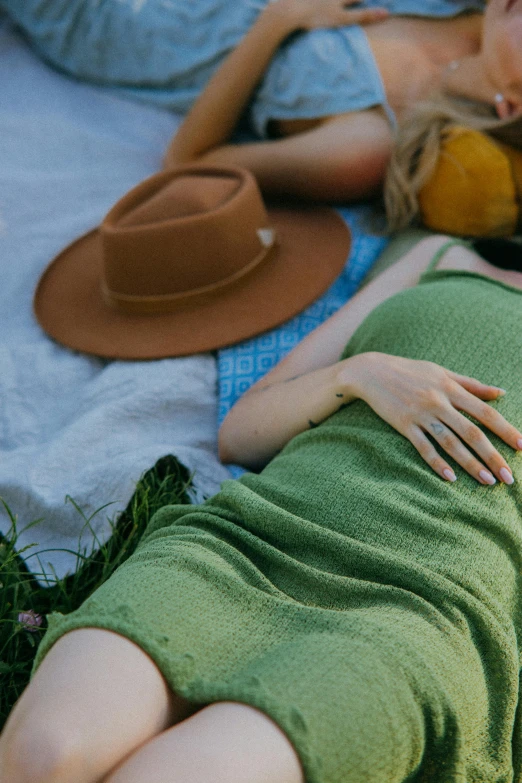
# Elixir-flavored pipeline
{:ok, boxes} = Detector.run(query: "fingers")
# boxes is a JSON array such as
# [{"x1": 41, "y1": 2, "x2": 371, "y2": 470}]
[
  {"x1": 448, "y1": 371, "x2": 506, "y2": 401},
  {"x1": 409, "y1": 410, "x2": 519, "y2": 485},
  {"x1": 441, "y1": 409, "x2": 514, "y2": 485},
  {"x1": 410, "y1": 408, "x2": 518, "y2": 484},
  {"x1": 409, "y1": 422, "x2": 504, "y2": 485},
  {"x1": 408, "y1": 425, "x2": 457, "y2": 483},
  {"x1": 425, "y1": 418, "x2": 505, "y2": 485},
  {"x1": 444, "y1": 373, "x2": 522, "y2": 483},
  {"x1": 341, "y1": 6, "x2": 389, "y2": 24},
  {"x1": 297, "y1": 0, "x2": 389, "y2": 31},
  {"x1": 451, "y1": 391, "x2": 522, "y2": 453}
]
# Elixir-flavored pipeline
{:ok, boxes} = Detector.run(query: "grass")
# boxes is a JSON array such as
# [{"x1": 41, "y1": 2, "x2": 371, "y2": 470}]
[{"x1": 0, "y1": 454, "x2": 192, "y2": 730}]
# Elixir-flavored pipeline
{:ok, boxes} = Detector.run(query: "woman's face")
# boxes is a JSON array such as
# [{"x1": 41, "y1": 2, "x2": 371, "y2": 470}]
[{"x1": 482, "y1": 0, "x2": 522, "y2": 118}]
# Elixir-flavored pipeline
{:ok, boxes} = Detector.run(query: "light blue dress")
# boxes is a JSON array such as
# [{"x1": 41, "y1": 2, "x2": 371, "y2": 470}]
[{"x1": 1, "y1": 0, "x2": 485, "y2": 135}]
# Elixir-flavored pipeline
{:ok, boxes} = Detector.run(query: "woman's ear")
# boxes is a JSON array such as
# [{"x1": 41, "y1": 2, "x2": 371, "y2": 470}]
[{"x1": 494, "y1": 94, "x2": 522, "y2": 120}]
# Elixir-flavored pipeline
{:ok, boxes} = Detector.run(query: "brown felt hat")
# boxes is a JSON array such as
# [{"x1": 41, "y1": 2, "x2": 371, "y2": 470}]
[{"x1": 34, "y1": 165, "x2": 351, "y2": 359}]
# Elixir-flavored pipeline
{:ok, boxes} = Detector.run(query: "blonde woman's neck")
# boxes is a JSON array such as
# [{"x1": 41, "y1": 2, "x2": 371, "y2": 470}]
[{"x1": 366, "y1": 13, "x2": 483, "y2": 122}]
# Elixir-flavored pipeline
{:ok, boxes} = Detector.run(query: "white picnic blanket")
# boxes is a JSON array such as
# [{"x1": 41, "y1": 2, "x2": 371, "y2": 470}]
[{"x1": 0, "y1": 15, "x2": 230, "y2": 581}]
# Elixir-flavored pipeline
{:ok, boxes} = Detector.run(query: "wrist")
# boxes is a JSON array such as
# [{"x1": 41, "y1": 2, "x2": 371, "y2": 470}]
[
  {"x1": 335, "y1": 352, "x2": 379, "y2": 402},
  {"x1": 259, "y1": 0, "x2": 304, "y2": 37}
]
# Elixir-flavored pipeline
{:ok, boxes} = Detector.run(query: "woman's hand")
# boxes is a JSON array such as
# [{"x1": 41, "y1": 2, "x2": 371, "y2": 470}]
[
  {"x1": 266, "y1": 0, "x2": 389, "y2": 33},
  {"x1": 343, "y1": 352, "x2": 522, "y2": 484}
]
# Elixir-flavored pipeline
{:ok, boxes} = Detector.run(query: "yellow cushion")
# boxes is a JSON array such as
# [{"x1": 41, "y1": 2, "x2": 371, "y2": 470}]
[
  {"x1": 418, "y1": 126, "x2": 519, "y2": 237},
  {"x1": 499, "y1": 140, "x2": 522, "y2": 205}
]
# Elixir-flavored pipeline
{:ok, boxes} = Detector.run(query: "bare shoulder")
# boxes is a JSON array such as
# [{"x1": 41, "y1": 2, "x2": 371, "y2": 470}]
[
  {"x1": 387, "y1": 235, "x2": 522, "y2": 292},
  {"x1": 369, "y1": 234, "x2": 453, "y2": 286},
  {"x1": 437, "y1": 240, "x2": 522, "y2": 289}
]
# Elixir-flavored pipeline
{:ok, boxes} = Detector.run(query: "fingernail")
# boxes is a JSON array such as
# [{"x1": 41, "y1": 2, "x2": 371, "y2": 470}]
[
  {"x1": 496, "y1": 388, "x2": 507, "y2": 396},
  {"x1": 517, "y1": 439, "x2": 522, "y2": 450},
  {"x1": 479, "y1": 470, "x2": 496, "y2": 485},
  {"x1": 443, "y1": 468, "x2": 457, "y2": 482},
  {"x1": 499, "y1": 467, "x2": 514, "y2": 485}
]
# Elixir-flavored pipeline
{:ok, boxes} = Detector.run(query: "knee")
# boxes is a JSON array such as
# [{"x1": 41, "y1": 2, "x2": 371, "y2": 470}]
[{"x1": 0, "y1": 711, "x2": 87, "y2": 783}]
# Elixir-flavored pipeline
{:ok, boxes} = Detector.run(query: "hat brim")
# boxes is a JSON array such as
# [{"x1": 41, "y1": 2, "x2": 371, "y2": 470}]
[{"x1": 34, "y1": 205, "x2": 350, "y2": 359}]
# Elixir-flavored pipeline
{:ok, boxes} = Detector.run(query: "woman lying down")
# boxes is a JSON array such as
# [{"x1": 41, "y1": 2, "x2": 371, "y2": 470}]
[{"x1": 1, "y1": 233, "x2": 522, "y2": 783}]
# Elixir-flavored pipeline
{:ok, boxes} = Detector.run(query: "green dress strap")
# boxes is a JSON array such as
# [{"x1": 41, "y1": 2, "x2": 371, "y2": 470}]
[{"x1": 423, "y1": 238, "x2": 472, "y2": 275}]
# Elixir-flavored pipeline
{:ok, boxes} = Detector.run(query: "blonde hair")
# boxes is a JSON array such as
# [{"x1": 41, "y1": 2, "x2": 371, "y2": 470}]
[{"x1": 384, "y1": 94, "x2": 522, "y2": 232}]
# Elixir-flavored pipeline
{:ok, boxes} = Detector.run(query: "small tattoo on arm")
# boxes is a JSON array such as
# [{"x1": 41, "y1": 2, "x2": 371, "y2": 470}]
[
  {"x1": 431, "y1": 422, "x2": 444, "y2": 436},
  {"x1": 336, "y1": 393, "x2": 344, "y2": 398},
  {"x1": 259, "y1": 374, "x2": 301, "y2": 393}
]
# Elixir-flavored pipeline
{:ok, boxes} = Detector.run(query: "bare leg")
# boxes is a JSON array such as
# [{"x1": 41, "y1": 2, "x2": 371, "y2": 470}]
[
  {"x1": 0, "y1": 628, "x2": 195, "y2": 783},
  {"x1": 104, "y1": 701, "x2": 304, "y2": 783}
]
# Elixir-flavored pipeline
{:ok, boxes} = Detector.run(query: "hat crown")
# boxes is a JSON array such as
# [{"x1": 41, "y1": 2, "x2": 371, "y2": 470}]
[
  {"x1": 115, "y1": 175, "x2": 240, "y2": 226},
  {"x1": 101, "y1": 167, "x2": 274, "y2": 308}
]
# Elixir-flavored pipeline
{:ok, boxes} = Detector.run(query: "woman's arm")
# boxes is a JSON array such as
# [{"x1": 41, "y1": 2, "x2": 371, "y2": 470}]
[
  {"x1": 217, "y1": 235, "x2": 438, "y2": 464},
  {"x1": 219, "y1": 236, "x2": 522, "y2": 482},
  {"x1": 164, "y1": 0, "x2": 390, "y2": 200}
]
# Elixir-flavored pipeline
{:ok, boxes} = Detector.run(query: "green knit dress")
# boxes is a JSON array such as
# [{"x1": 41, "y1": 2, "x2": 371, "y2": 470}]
[{"x1": 34, "y1": 245, "x2": 522, "y2": 783}]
